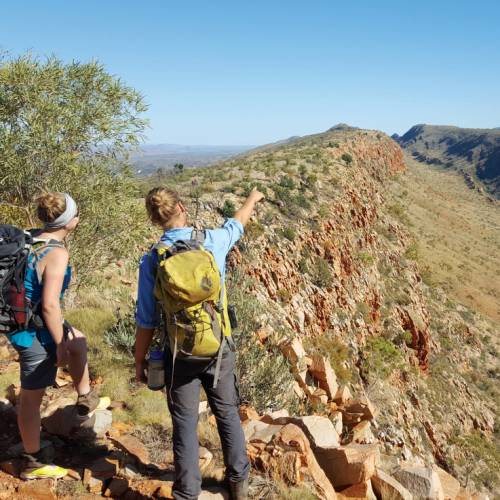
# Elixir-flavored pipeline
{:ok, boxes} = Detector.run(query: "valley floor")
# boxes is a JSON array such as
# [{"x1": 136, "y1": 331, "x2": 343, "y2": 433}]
[{"x1": 388, "y1": 156, "x2": 500, "y2": 323}]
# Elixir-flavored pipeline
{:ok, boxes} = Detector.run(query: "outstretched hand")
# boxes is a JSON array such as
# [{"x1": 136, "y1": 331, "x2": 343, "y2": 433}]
[{"x1": 250, "y1": 187, "x2": 265, "y2": 203}]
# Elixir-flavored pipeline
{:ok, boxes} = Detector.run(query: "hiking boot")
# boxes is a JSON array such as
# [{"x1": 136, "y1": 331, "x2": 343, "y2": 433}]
[
  {"x1": 229, "y1": 479, "x2": 249, "y2": 500},
  {"x1": 76, "y1": 388, "x2": 100, "y2": 417},
  {"x1": 20, "y1": 452, "x2": 67, "y2": 480}
]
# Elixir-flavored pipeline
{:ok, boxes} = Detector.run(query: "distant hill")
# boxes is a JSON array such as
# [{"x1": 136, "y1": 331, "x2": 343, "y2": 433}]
[
  {"x1": 131, "y1": 143, "x2": 254, "y2": 176},
  {"x1": 395, "y1": 124, "x2": 500, "y2": 198}
]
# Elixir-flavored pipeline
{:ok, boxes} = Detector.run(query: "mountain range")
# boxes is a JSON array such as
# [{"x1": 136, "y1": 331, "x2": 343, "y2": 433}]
[{"x1": 393, "y1": 124, "x2": 500, "y2": 198}]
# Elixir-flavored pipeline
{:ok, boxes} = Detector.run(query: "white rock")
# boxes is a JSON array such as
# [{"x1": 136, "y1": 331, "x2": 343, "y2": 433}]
[{"x1": 393, "y1": 465, "x2": 444, "y2": 500}]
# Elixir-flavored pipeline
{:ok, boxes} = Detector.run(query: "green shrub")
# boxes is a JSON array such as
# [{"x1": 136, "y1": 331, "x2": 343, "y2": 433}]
[
  {"x1": 281, "y1": 227, "x2": 296, "y2": 241},
  {"x1": 318, "y1": 204, "x2": 330, "y2": 219},
  {"x1": 361, "y1": 337, "x2": 403, "y2": 381},
  {"x1": 355, "y1": 302, "x2": 371, "y2": 322},
  {"x1": 279, "y1": 175, "x2": 296, "y2": 189},
  {"x1": 221, "y1": 200, "x2": 236, "y2": 218},
  {"x1": 312, "y1": 257, "x2": 332, "y2": 288},
  {"x1": 245, "y1": 221, "x2": 265, "y2": 239},
  {"x1": 450, "y1": 430, "x2": 500, "y2": 490},
  {"x1": 227, "y1": 271, "x2": 298, "y2": 413},
  {"x1": 104, "y1": 312, "x2": 136, "y2": 357},
  {"x1": 357, "y1": 252, "x2": 374, "y2": 265},
  {"x1": 341, "y1": 153, "x2": 353, "y2": 164},
  {"x1": 0, "y1": 52, "x2": 148, "y2": 285},
  {"x1": 405, "y1": 242, "x2": 419, "y2": 260},
  {"x1": 304, "y1": 174, "x2": 318, "y2": 188}
]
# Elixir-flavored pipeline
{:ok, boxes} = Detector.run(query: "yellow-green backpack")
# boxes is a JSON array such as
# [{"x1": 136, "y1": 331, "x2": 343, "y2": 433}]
[{"x1": 153, "y1": 230, "x2": 231, "y2": 382}]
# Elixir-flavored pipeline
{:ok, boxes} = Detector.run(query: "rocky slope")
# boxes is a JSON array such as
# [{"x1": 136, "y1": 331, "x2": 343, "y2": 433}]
[
  {"x1": 176, "y1": 127, "x2": 498, "y2": 495},
  {"x1": 394, "y1": 124, "x2": 500, "y2": 198},
  {"x1": 0, "y1": 127, "x2": 497, "y2": 498}
]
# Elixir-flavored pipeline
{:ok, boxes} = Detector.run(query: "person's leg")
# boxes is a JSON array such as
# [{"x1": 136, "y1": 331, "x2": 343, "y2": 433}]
[
  {"x1": 64, "y1": 326, "x2": 99, "y2": 416},
  {"x1": 14, "y1": 339, "x2": 67, "y2": 479},
  {"x1": 166, "y1": 357, "x2": 204, "y2": 500},
  {"x1": 17, "y1": 388, "x2": 45, "y2": 454},
  {"x1": 65, "y1": 326, "x2": 90, "y2": 395},
  {"x1": 202, "y1": 348, "x2": 250, "y2": 491}
]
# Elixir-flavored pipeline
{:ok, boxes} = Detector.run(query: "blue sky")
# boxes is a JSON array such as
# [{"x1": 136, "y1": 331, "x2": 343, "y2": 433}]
[{"x1": 2, "y1": 1, "x2": 499, "y2": 145}]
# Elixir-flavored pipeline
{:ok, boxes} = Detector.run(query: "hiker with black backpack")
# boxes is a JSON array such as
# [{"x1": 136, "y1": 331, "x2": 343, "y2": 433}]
[
  {"x1": 0, "y1": 192, "x2": 100, "y2": 480},
  {"x1": 135, "y1": 186, "x2": 265, "y2": 500}
]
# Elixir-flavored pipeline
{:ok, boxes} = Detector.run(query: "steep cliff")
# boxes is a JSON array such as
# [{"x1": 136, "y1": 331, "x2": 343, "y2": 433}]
[{"x1": 171, "y1": 127, "x2": 498, "y2": 493}]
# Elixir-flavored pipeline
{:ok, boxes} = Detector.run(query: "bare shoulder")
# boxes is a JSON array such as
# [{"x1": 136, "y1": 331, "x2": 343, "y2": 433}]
[{"x1": 43, "y1": 246, "x2": 69, "y2": 268}]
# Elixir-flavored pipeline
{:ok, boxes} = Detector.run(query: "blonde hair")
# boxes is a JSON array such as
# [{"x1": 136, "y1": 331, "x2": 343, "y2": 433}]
[
  {"x1": 35, "y1": 192, "x2": 66, "y2": 224},
  {"x1": 145, "y1": 187, "x2": 181, "y2": 226}
]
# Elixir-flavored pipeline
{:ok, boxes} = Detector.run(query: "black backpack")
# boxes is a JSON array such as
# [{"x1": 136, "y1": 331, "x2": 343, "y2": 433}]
[{"x1": 0, "y1": 224, "x2": 34, "y2": 335}]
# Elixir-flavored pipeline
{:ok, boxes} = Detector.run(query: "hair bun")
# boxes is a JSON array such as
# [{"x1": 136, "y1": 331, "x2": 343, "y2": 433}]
[
  {"x1": 145, "y1": 188, "x2": 180, "y2": 226},
  {"x1": 35, "y1": 192, "x2": 66, "y2": 224}
]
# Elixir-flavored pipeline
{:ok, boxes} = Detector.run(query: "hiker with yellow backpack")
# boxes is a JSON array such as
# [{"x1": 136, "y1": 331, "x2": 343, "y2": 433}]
[
  {"x1": 135, "y1": 187, "x2": 264, "y2": 500},
  {"x1": 0, "y1": 193, "x2": 101, "y2": 480}
]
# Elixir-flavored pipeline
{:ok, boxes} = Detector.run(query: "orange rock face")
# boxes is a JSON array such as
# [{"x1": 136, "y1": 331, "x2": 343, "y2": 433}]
[{"x1": 248, "y1": 423, "x2": 338, "y2": 500}]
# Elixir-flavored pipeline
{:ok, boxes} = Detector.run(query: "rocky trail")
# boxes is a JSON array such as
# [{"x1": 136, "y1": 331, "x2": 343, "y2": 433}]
[{"x1": 0, "y1": 335, "x2": 486, "y2": 500}]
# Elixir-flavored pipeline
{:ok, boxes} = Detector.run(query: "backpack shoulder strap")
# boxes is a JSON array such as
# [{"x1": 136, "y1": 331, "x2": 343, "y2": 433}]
[
  {"x1": 191, "y1": 229, "x2": 206, "y2": 246},
  {"x1": 31, "y1": 239, "x2": 66, "y2": 284}
]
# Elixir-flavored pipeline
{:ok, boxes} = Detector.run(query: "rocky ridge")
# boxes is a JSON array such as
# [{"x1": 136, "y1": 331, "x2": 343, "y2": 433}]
[{"x1": 0, "y1": 127, "x2": 497, "y2": 498}]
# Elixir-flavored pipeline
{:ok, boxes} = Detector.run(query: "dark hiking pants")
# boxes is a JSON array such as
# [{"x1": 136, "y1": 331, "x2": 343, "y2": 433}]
[{"x1": 164, "y1": 343, "x2": 250, "y2": 500}]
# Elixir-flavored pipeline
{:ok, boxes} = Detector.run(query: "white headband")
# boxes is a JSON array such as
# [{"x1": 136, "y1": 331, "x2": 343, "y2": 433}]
[{"x1": 45, "y1": 193, "x2": 78, "y2": 229}]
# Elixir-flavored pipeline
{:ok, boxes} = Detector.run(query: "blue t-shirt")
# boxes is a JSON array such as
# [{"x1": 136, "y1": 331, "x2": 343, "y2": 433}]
[
  {"x1": 135, "y1": 218, "x2": 244, "y2": 329},
  {"x1": 10, "y1": 245, "x2": 72, "y2": 348}
]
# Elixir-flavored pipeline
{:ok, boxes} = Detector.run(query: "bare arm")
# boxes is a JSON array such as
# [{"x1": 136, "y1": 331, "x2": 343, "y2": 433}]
[
  {"x1": 135, "y1": 326, "x2": 155, "y2": 382},
  {"x1": 40, "y1": 247, "x2": 69, "y2": 345},
  {"x1": 233, "y1": 189, "x2": 265, "y2": 226}
]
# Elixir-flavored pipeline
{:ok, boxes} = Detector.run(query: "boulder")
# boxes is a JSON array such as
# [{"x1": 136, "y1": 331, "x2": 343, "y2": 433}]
[
  {"x1": 124, "y1": 480, "x2": 166, "y2": 499},
  {"x1": 0, "y1": 459, "x2": 23, "y2": 477},
  {"x1": 393, "y1": 465, "x2": 444, "y2": 500},
  {"x1": 309, "y1": 354, "x2": 339, "y2": 400},
  {"x1": 157, "y1": 481, "x2": 174, "y2": 499},
  {"x1": 286, "y1": 415, "x2": 340, "y2": 448},
  {"x1": 91, "y1": 409, "x2": 113, "y2": 435},
  {"x1": 310, "y1": 388, "x2": 329, "y2": 407},
  {"x1": 331, "y1": 411, "x2": 343, "y2": 435},
  {"x1": 371, "y1": 468, "x2": 412, "y2": 500},
  {"x1": 334, "y1": 385, "x2": 353, "y2": 404},
  {"x1": 345, "y1": 395, "x2": 377, "y2": 421},
  {"x1": 280, "y1": 338, "x2": 306, "y2": 365},
  {"x1": 433, "y1": 466, "x2": 461, "y2": 500},
  {"x1": 199, "y1": 446, "x2": 213, "y2": 473},
  {"x1": 248, "y1": 423, "x2": 337, "y2": 500},
  {"x1": 340, "y1": 480, "x2": 377, "y2": 499},
  {"x1": 243, "y1": 419, "x2": 283, "y2": 444},
  {"x1": 315, "y1": 443, "x2": 378, "y2": 489},
  {"x1": 260, "y1": 408, "x2": 289, "y2": 423},
  {"x1": 86, "y1": 457, "x2": 119, "y2": 481},
  {"x1": 104, "y1": 477, "x2": 130, "y2": 497},
  {"x1": 239, "y1": 405, "x2": 260, "y2": 422},
  {"x1": 109, "y1": 432, "x2": 150, "y2": 466},
  {"x1": 42, "y1": 397, "x2": 112, "y2": 437},
  {"x1": 16, "y1": 479, "x2": 56, "y2": 500},
  {"x1": 351, "y1": 421, "x2": 376, "y2": 444},
  {"x1": 198, "y1": 487, "x2": 230, "y2": 499}
]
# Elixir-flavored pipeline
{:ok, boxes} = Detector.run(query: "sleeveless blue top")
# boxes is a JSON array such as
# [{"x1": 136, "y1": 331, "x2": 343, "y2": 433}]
[{"x1": 9, "y1": 242, "x2": 72, "y2": 348}]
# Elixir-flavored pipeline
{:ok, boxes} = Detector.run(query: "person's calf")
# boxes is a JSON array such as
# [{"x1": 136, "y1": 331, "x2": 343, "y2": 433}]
[{"x1": 229, "y1": 479, "x2": 249, "y2": 500}]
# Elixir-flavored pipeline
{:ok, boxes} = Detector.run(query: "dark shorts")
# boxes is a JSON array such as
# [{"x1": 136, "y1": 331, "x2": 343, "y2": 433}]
[{"x1": 13, "y1": 336, "x2": 57, "y2": 390}]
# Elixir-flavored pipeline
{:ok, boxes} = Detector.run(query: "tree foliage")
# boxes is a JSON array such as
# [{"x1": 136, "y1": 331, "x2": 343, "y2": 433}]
[{"x1": 0, "y1": 53, "x2": 149, "y2": 283}]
